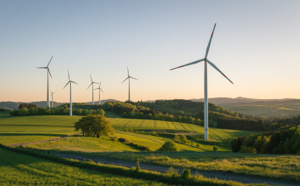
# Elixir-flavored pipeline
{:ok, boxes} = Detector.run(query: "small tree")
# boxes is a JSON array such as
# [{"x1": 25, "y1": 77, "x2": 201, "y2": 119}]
[
  {"x1": 158, "y1": 141, "x2": 177, "y2": 151},
  {"x1": 75, "y1": 115, "x2": 114, "y2": 137}
]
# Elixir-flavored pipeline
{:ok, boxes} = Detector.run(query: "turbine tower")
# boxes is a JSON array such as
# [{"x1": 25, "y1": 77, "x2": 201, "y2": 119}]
[
  {"x1": 95, "y1": 82, "x2": 104, "y2": 105},
  {"x1": 170, "y1": 23, "x2": 233, "y2": 141},
  {"x1": 50, "y1": 91, "x2": 56, "y2": 108},
  {"x1": 63, "y1": 71, "x2": 78, "y2": 116},
  {"x1": 37, "y1": 56, "x2": 53, "y2": 108},
  {"x1": 87, "y1": 75, "x2": 99, "y2": 105},
  {"x1": 122, "y1": 67, "x2": 138, "y2": 102}
]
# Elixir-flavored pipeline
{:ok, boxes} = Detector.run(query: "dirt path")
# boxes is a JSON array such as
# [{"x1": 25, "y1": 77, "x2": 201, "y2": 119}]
[
  {"x1": 8, "y1": 132, "x2": 82, "y2": 147},
  {"x1": 53, "y1": 152, "x2": 298, "y2": 186}
]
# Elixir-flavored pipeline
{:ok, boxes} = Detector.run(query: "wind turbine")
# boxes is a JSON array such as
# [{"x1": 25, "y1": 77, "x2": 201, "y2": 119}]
[
  {"x1": 122, "y1": 67, "x2": 138, "y2": 102},
  {"x1": 87, "y1": 75, "x2": 99, "y2": 105},
  {"x1": 95, "y1": 82, "x2": 104, "y2": 105},
  {"x1": 37, "y1": 56, "x2": 53, "y2": 108},
  {"x1": 63, "y1": 71, "x2": 78, "y2": 116},
  {"x1": 50, "y1": 91, "x2": 56, "y2": 108},
  {"x1": 170, "y1": 23, "x2": 233, "y2": 141}
]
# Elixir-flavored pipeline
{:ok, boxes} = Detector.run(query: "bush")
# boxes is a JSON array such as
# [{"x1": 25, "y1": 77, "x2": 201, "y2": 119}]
[
  {"x1": 129, "y1": 143, "x2": 151, "y2": 151},
  {"x1": 181, "y1": 169, "x2": 191, "y2": 180},
  {"x1": 118, "y1": 137, "x2": 131, "y2": 143},
  {"x1": 239, "y1": 145, "x2": 257, "y2": 153},
  {"x1": 158, "y1": 142, "x2": 177, "y2": 151},
  {"x1": 213, "y1": 145, "x2": 218, "y2": 151},
  {"x1": 179, "y1": 135, "x2": 188, "y2": 144},
  {"x1": 231, "y1": 136, "x2": 246, "y2": 152}
]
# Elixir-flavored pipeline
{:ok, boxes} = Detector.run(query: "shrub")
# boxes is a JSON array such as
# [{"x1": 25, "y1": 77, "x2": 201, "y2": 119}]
[
  {"x1": 213, "y1": 145, "x2": 218, "y2": 151},
  {"x1": 239, "y1": 145, "x2": 257, "y2": 153},
  {"x1": 181, "y1": 169, "x2": 191, "y2": 180},
  {"x1": 118, "y1": 137, "x2": 131, "y2": 143},
  {"x1": 231, "y1": 136, "x2": 246, "y2": 152},
  {"x1": 179, "y1": 135, "x2": 188, "y2": 144},
  {"x1": 129, "y1": 143, "x2": 151, "y2": 151},
  {"x1": 158, "y1": 141, "x2": 177, "y2": 151}
]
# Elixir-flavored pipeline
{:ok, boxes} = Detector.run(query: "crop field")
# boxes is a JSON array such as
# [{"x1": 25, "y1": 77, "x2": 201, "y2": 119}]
[
  {"x1": 222, "y1": 103, "x2": 300, "y2": 117},
  {"x1": 0, "y1": 148, "x2": 165, "y2": 185}
]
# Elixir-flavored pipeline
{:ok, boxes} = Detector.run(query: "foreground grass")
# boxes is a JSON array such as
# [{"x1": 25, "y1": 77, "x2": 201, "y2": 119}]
[
  {"x1": 92, "y1": 151, "x2": 300, "y2": 184},
  {"x1": 1, "y1": 146, "x2": 249, "y2": 186},
  {"x1": 0, "y1": 148, "x2": 165, "y2": 186}
]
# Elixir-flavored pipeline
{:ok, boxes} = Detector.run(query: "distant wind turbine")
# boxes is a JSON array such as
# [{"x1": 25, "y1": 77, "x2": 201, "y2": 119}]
[
  {"x1": 37, "y1": 56, "x2": 53, "y2": 108},
  {"x1": 63, "y1": 71, "x2": 78, "y2": 116},
  {"x1": 50, "y1": 91, "x2": 56, "y2": 108},
  {"x1": 122, "y1": 67, "x2": 138, "y2": 102},
  {"x1": 87, "y1": 75, "x2": 99, "y2": 105},
  {"x1": 170, "y1": 23, "x2": 233, "y2": 141},
  {"x1": 95, "y1": 82, "x2": 104, "y2": 105}
]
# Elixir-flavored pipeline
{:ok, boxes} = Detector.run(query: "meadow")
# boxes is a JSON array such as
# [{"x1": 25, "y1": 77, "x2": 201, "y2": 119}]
[
  {"x1": 0, "y1": 148, "x2": 166, "y2": 185},
  {"x1": 1, "y1": 114, "x2": 299, "y2": 185}
]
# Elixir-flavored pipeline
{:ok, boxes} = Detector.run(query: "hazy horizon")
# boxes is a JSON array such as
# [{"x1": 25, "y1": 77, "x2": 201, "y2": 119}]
[{"x1": 1, "y1": 1, "x2": 300, "y2": 102}]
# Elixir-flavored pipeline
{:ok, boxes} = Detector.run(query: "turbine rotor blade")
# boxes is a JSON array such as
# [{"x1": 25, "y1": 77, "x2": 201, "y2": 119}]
[
  {"x1": 47, "y1": 56, "x2": 53, "y2": 67},
  {"x1": 170, "y1": 59, "x2": 204, "y2": 71},
  {"x1": 205, "y1": 23, "x2": 216, "y2": 58},
  {"x1": 100, "y1": 88, "x2": 104, "y2": 93},
  {"x1": 121, "y1": 77, "x2": 129, "y2": 83},
  {"x1": 68, "y1": 70, "x2": 70, "y2": 81},
  {"x1": 90, "y1": 75, "x2": 93, "y2": 82},
  {"x1": 71, "y1": 81, "x2": 78, "y2": 85},
  {"x1": 130, "y1": 76, "x2": 138, "y2": 80},
  {"x1": 48, "y1": 69, "x2": 52, "y2": 78},
  {"x1": 87, "y1": 83, "x2": 92, "y2": 89},
  {"x1": 63, "y1": 82, "x2": 70, "y2": 89},
  {"x1": 37, "y1": 67, "x2": 47, "y2": 69},
  {"x1": 207, "y1": 59, "x2": 234, "y2": 84},
  {"x1": 127, "y1": 67, "x2": 129, "y2": 77}
]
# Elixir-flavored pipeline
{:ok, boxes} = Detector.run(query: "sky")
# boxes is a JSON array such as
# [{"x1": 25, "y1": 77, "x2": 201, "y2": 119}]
[{"x1": 1, "y1": 0, "x2": 300, "y2": 103}]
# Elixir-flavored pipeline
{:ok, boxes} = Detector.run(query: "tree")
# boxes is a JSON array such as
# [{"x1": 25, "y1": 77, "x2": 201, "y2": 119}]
[
  {"x1": 74, "y1": 115, "x2": 114, "y2": 137},
  {"x1": 158, "y1": 141, "x2": 177, "y2": 151}
]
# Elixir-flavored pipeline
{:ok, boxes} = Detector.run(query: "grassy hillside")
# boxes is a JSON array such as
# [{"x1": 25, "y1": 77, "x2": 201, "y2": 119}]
[
  {"x1": 0, "y1": 115, "x2": 81, "y2": 145},
  {"x1": 0, "y1": 148, "x2": 165, "y2": 185},
  {"x1": 0, "y1": 115, "x2": 254, "y2": 153}
]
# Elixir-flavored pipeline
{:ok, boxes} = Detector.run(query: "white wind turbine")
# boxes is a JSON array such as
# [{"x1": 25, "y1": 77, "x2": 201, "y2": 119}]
[
  {"x1": 87, "y1": 75, "x2": 99, "y2": 105},
  {"x1": 170, "y1": 23, "x2": 233, "y2": 141},
  {"x1": 95, "y1": 82, "x2": 104, "y2": 105},
  {"x1": 63, "y1": 71, "x2": 78, "y2": 116},
  {"x1": 37, "y1": 56, "x2": 53, "y2": 108},
  {"x1": 122, "y1": 67, "x2": 138, "y2": 102},
  {"x1": 50, "y1": 91, "x2": 56, "y2": 108}
]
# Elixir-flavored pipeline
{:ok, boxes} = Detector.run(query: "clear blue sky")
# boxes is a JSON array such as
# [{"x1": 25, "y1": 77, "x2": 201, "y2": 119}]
[{"x1": 1, "y1": 0, "x2": 300, "y2": 102}]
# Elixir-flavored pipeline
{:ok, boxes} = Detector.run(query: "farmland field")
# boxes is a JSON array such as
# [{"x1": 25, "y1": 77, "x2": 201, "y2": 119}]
[
  {"x1": 0, "y1": 148, "x2": 165, "y2": 185},
  {"x1": 222, "y1": 102, "x2": 300, "y2": 117}
]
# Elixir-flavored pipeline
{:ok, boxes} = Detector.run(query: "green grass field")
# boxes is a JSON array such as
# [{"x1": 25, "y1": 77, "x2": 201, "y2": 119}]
[
  {"x1": 0, "y1": 148, "x2": 165, "y2": 185},
  {"x1": 0, "y1": 115, "x2": 81, "y2": 145},
  {"x1": 0, "y1": 115, "x2": 299, "y2": 184}
]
